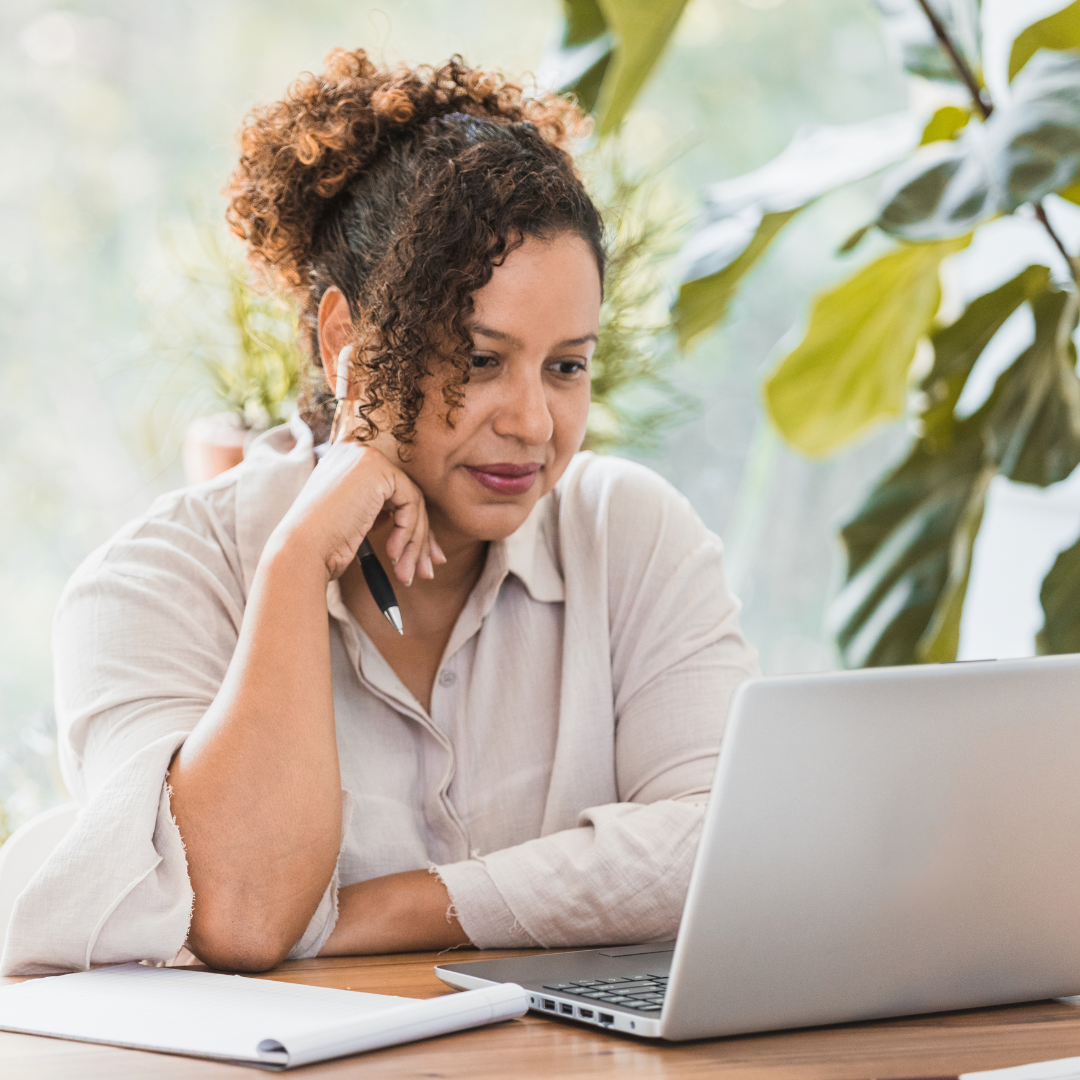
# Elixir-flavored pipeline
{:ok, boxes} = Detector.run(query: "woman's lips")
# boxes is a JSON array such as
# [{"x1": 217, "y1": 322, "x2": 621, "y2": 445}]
[{"x1": 464, "y1": 462, "x2": 541, "y2": 496}]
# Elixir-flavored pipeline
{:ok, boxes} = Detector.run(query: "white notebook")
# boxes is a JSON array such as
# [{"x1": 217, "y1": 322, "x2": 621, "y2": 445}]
[
  {"x1": 963, "y1": 1059, "x2": 1080, "y2": 1080},
  {"x1": 0, "y1": 963, "x2": 527, "y2": 1069}
]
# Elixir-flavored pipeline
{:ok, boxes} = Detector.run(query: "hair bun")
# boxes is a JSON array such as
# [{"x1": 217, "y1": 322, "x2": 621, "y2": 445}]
[
  {"x1": 225, "y1": 49, "x2": 586, "y2": 293},
  {"x1": 370, "y1": 86, "x2": 415, "y2": 124}
]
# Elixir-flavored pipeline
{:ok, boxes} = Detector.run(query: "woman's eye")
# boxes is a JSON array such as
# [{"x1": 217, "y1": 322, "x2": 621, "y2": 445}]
[
  {"x1": 551, "y1": 360, "x2": 587, "y2": 376},
  {"x1": 470, "y1": 354, "x2": 498, "y2": 369}
]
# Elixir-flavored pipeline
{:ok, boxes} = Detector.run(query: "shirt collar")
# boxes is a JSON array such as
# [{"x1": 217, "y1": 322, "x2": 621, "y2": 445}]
[
  {"x1": 497, "y1": 490, "x2": 565, "y2": 604},
  {"x1": 429, "y1": 494, "x2": 564, "y2": 674}
]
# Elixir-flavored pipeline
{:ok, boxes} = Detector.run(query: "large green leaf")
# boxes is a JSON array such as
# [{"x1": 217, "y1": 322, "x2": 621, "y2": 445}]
[
  {"x1": 595, "y1": 0, "x2": 690, "y2": 136},
  {"x1": 829, "y1": 422, "x2": 992, "y2": 667},
  {"x1": 1015, "y1": 288, "x2": 1080, "y2": 657},
  {"x1": 763, "y1": 236, "x2": 970, "y2": 458},
  {"x1": 547, "y1": 0, "x2": 614, "y2": 116},
  {"x1": 673, "y1": 210, "x2": 798, "y2": 349},
  {"x1": 872, "y1": 0, "x2": 982, "y2": 84},
  {"x1": 1009, "y1": 0, "x2": 1080, "y2": 82},
  {"x1": 672, "y1": 113, "x2": 922, "y2": 348},
  {"x1": 877, "y1": 136, "x2": 991, "y2": 240},
  {"x1": 544, "y1": 0, "x2": 690, "y2": 137},
  {"x1": 831, "y1": 279, "x2": 1079, "y2": 669},
  {"x1": 992, "y1": 50, "x2": 1080, "y2": 211},
  {"x1": 878, "y1": 50, "x2": 1080, "y2": 238},
  {"x1": 915, "y1": 465, "x2": 990, "y2": 662},
  {"x1": 984, "y1": 287, "x2": 1080, "y2": 484},
  {"x1": 1038, "y1": 532, "x2": 1080, "y2": 653},
  {"x1": 693, "y1": 114, "x2": 922, "y2": 224},
  {"x1": 919, "y1": 264, "x2": 1052, "y2": 450},
  {"x1": 907, "y1": 270, "x2": 1058, "y2": 660}
]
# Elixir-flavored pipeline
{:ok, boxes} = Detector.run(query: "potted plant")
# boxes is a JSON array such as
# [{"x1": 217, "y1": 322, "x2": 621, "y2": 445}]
[{"x1": 181, "y1": 232, "x2": 302, "y2": 484}]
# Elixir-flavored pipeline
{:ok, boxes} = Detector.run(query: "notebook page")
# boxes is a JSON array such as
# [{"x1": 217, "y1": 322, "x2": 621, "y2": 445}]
[
  {"x1": 963, "y1": 1058, "x2": 1080, "y2": 1080},
  {"x1": 265, "y1": 981, "x2": 529, "y2": 1067},
  {"x1": 0, "y1": 963, "x2": 413, "y2": 1065}
]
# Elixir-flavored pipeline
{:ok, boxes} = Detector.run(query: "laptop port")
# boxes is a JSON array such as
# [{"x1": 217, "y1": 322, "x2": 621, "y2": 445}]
[
  {"x1": 542, "y1": 998, "x2": 556, "y2": 1011},
  {"x1": 578, "y1": 1008, "x2": 594, "y2": 1019},
  {"x1": 560, "y1": 1003, "x2": 574, "y2": 1015},
  {"x1": 598, "y1": 1012, "x2": 614, "y2": 1025}
]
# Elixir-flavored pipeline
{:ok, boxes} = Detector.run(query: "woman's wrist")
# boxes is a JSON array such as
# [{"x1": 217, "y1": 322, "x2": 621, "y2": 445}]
[{"x1": 259, "y1": 528, "x2": 334, "y2": 589}]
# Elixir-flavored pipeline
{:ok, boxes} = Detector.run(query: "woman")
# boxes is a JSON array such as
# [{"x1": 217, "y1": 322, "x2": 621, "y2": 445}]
[{"x1": 1, "y1": 50, "x2": 757, "y2": 976}]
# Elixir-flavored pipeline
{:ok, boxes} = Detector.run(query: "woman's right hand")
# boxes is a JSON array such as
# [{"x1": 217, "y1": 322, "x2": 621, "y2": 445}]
[{"x1": 267, "y1": 441, "x2": 443, "y2": 585}]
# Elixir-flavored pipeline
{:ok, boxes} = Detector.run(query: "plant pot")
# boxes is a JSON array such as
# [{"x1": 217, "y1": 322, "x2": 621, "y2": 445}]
[{"x1": 182, "y1": 412, "x2": 248, "y2": 485}]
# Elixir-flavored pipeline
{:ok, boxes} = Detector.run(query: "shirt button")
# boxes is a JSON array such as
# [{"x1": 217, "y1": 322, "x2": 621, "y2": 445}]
[{"x1": 438, "y1": 669, "x2": 456, "y2": 687}]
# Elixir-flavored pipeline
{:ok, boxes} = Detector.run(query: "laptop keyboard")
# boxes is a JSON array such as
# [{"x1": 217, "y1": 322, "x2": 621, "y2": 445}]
[{"x1": 541, "y1": 973, "x2": 668, "y2": 1012}]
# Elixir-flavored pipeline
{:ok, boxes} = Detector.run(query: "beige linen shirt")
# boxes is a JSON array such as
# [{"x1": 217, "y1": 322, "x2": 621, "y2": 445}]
[{"x1": 1, "y1": 420, "x2": 758, "y2": 976}]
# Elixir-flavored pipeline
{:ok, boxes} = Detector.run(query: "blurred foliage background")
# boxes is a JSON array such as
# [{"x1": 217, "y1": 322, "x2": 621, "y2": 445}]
[
  {"x1": 660, "y1": 0, "x2": 1080, "y2": 672},
  {"x1": 5, "y1": 0, "x2": 1045, "y2": 831}
]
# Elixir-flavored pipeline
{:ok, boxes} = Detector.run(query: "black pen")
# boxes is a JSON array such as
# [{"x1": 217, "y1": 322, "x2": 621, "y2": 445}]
[
  {"x1": 356, "y1": 537, "x2": 403, "y2": 635},
  {"x1": 330, "y1": 344, "x2": 405, "y2": 635}
]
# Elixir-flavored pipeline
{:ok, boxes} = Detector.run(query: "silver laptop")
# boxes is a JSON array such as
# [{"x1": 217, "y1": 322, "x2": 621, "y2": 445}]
[{"x1": 435, "y1": 655, "x2": 1080, "y2": 1040}]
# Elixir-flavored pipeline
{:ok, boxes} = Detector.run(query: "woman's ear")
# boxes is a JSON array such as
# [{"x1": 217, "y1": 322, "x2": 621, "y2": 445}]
[{"x1": 317, "y1": 287, "x2": 354, "y2": 389}]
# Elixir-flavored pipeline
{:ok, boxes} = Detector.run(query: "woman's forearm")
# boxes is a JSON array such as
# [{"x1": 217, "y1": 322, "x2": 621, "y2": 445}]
[
  {"x1": 319, "y1": 870, "x2": 469, "y2": 956},
  {"x1": 169, "y1": 538, "x2": 342, "y2": 971}
]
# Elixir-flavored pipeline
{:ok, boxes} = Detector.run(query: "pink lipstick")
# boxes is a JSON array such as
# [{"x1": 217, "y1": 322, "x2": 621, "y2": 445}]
[{"x1": 465, "y1": 462, "x2": 541, "y2": 496}]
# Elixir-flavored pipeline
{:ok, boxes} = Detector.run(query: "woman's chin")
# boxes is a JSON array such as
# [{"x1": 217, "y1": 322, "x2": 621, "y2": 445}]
[{"x1": 443, "y1": 500, "x2": 538, "y2": 543}]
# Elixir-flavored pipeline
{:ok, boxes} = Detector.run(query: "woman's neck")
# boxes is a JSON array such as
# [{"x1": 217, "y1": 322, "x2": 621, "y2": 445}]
[
  {"x1": 358, "y1": 511, "x2": 488, "y2": 637},
  {"x1": 338, "y1": 511, "x2": 488, "y2": 712}
]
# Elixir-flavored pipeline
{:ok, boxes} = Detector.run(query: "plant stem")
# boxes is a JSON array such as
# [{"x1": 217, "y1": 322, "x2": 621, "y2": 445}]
[
  {"x1": 1035, "y1": 202, "x2": 1080, "y2": 290},
  {"x1": 912, "y1": 0, "x2": 1080, "y2": 288},
  {"x1": 912, "y1": 0, "x2": 991, "y2": 119}
]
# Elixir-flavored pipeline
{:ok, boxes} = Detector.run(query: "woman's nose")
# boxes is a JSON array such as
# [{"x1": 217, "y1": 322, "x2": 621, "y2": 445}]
[{"x1": 492, "y1": 367, "x2": 554, "y2": 445}]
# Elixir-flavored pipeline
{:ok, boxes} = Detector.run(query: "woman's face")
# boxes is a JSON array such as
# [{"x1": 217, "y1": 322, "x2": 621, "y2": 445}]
[{"x1": 373, "y1": 231, "x2": 601, "y2": 544}]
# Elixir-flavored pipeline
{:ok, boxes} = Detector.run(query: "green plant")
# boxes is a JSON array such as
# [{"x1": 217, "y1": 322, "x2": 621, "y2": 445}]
[
  {"x1": 188, "y1": 230, "x2": 303, "y2": 432},
  {"x1": 543, "y1": 0, "x2": 691, "y2": 139},
  {"x1": 583, "y1": 153, "x2": 694, "y2": 451},
  {"x1": 669, "y1": 0, "x2": 1080, "y2": 666}
]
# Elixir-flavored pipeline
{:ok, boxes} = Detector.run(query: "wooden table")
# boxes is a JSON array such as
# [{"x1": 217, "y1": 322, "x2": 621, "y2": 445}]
[{"x1": 5, "y1": 950, "x2": 1080, "y2": 1078}]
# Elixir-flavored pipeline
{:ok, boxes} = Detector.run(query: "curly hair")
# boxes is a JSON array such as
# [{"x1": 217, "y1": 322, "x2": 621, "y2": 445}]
[{"x1": 225, "y1": 48, "x2": 605, "y2": 444}]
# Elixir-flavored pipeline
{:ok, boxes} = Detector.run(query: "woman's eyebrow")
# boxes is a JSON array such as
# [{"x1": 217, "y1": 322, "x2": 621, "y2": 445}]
[
  {"x1": 470, "y1": 324, "x2": 598, "y2": 348},
  {"x1": 470, "y1": 324, "x2": 517, "y2": 344}
]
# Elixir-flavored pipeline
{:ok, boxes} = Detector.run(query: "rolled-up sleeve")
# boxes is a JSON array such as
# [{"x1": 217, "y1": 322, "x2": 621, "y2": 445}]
[
  {"x1": 435, "y1": 458, "x2": 759, "y2": 948},
  {"x1": 435, "y1": 800, "x2": 707, "y2": 948},
  {"x1": 1, "y1": 474, "x2": 338, "y2": 975}
]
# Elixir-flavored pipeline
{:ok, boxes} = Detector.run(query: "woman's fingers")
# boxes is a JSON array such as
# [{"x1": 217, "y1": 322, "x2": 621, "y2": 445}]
[
  {"x1": 395, "y1": 506, "x2": 430, "y2": 586},
  {"x1": 418, "y1": 548, "x2": 435, "y2": 581},
  {"x1": 273, "y1": 441, "x2": 441, "y2": 587},
  {"x1": 383, "y1": 489, "x2": 419, "y2": 564},
  {"x1": 382, "y1": 470, "x2": 434, "y2": 586}
]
